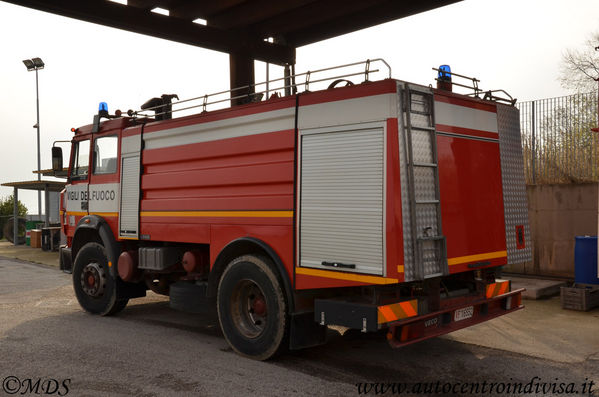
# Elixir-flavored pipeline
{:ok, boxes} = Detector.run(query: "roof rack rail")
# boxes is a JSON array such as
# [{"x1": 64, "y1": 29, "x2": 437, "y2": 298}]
[
  {"x1": 135, "y1": 59, "x2": 392, "y2": 119},
  {"x1": 432, "y1": 67, "x2": 517, "y2": 105}
]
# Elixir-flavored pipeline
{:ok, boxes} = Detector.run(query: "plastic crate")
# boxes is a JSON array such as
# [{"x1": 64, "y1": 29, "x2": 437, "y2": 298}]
[{"x1": 560, "y1": 284, "x2": 599, "y2": 311}]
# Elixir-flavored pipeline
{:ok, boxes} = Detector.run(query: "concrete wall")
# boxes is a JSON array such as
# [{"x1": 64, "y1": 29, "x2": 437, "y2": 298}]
[{"x1": 504, "y1": 183, "x2": 598, "y2": 278}]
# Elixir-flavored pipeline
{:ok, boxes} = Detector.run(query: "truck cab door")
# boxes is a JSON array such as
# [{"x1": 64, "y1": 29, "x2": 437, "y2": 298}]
[
  {"x1": 65, "y1": 136, "x2": 91, "y2": 235},
  {"x1": 88, "y1": 131, "x2": 120, "y2": 231}
]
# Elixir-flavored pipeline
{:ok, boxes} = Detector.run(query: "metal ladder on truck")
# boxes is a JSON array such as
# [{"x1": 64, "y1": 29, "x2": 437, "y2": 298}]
[{"x1": 401, "y1": 83, "x2": 448, "y2": 279}]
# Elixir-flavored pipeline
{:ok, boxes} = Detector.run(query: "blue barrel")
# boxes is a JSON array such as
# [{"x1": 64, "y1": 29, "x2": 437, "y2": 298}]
[{"x1": 574, "y1": 236, "x2": 599, "y2": 285}]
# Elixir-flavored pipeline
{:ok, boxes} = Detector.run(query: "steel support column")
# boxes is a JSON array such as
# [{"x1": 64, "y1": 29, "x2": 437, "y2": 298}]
[
  {"x1": 44, "y1": 186, "x2": 50, "y2": 226},
  {"x1": 229, "y1": 52, "x2": 255, "y2": 107},
  {"x1": 13, "y1": 187, "x2": 18, "y2": 246}
]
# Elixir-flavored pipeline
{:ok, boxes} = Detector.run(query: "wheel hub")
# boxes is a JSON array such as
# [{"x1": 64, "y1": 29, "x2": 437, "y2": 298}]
[
  {"x1": 252, "y1": 296, "x2": 266, "y2": 316},
  {"x1": 80, "y1": 262, "x2": 106, "y2": 297},
  {"x1": 231, "y1": 280, "x2": 268, "y2": 339}
]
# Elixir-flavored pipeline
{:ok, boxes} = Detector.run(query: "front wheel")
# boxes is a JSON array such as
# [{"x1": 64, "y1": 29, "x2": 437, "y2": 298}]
[
  {"x1": 72, "y1": 242, "x2": 128, "y2": 316},
  {"x1": 217, "y1": 255, "x2": 288, "y2": 360}
]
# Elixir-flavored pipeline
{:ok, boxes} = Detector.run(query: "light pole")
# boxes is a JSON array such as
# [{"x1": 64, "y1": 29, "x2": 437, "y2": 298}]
[{"x1": 22, "y1": 57, "x2": 44, "y2": 220}]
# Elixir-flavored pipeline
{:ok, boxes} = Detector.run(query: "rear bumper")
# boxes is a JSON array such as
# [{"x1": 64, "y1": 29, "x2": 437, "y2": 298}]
[{"x1": 386, "y1": 288, "x2": 524, "y2": 347}]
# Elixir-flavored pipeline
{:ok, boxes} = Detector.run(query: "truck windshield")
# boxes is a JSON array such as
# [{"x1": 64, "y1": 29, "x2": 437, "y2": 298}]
[{"x1": 70, "y1": 139, "x2": 90, "y2": 180}]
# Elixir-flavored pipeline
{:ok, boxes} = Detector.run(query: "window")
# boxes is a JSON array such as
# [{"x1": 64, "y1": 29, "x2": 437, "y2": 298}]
[
  {"x1": 70, "y1": 139, "x2": 90, "y2": 179},
  {"x1": 93, "y1": 136, "x2": 118, "y2": 175}
]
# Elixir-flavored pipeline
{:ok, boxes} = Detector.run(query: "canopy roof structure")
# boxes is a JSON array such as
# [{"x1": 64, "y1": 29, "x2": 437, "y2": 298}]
[
  {"x1": 5, "y1": 0, "x2": 461, "y2": 104},
  {"x1": 4, "y1": 0, "x2": 460, "y2": 66},
  {"x1": 1, "y1": 180, "x2": 66, "y2": 192},
  {"x1": 33, "y1": 168, "x2": 69, "y2": 179}
]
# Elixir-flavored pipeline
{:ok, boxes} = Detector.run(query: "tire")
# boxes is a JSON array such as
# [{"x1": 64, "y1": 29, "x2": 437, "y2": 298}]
[
  {"x1": 217, "y1": 255, "x2": 288, "y2": 360},
  {"x1": 170, "y1": 281, "x2": 214, "y2": 314},
  {"x1": 72, "y1": 242, "x2": 128, "y2": 316}
]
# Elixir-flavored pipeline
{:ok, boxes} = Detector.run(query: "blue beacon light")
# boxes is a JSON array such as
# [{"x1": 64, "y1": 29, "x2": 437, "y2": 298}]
[
  {"x1": 437, "y1": 65, "x2": 453, "y2": 92},
  {"x1": 92, "y1": 102, "x2": 110, "y2": 133},
  {"x1": 438, "y1": 65, "x2": 452, "y2": 81},
  {"x1": 98, "y1": 102, "x2": 109, "y2": 118}
]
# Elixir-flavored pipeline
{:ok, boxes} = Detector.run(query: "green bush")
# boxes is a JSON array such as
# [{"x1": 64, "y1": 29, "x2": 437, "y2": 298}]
[{"x1": 0, "y1": 195, "x2": 28, "y2": 239}]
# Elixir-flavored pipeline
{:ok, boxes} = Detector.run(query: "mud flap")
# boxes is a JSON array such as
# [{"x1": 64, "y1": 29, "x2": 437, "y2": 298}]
[
  {"x1": 59, "y1": 245, "x2": 72, "y2": 274},
  {"x1": 289, "y1": 312, "x2": 327, "y2": 350}
]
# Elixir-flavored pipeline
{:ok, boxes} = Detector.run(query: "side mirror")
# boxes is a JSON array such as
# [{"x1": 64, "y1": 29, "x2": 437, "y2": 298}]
[{"x1": 52, "y1": 146, "x2": 63, "y2": 173}]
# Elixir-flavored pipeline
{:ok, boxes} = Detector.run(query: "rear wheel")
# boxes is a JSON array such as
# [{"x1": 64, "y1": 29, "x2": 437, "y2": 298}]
[
  {"x1": 217, "y1": 255, "x2": 288, "y2": 360},
  {"x1": 72, "y1": 242, "x2": 128, "y2": 316}
]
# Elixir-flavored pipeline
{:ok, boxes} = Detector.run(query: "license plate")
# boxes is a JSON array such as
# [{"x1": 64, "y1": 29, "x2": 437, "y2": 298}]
[{"x1": 454, "y1": 306, "x2": 474, "y2": 322}]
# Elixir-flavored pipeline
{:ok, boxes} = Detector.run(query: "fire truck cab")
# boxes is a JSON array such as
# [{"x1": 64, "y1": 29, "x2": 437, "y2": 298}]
[{"x1": 54, "y1": 60, "x2": 531, "y2": 360}]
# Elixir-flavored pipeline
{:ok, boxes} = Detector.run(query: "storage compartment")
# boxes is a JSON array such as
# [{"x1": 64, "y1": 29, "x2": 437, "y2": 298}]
[
  {"x1": 138, "y1": 247, "x2": 182, "y2": 270},
  {"x1": 560, "y1": 284, "x2": 599, "y2": 311},
  {"x1": 299, "y1": 124, "x2": 385, "y2": 275}
]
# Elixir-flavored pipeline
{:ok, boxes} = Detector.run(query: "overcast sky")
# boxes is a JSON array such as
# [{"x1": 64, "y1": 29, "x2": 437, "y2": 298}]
[{"x1": 1, "y1": 0, "x2": 598, "y2": 213}]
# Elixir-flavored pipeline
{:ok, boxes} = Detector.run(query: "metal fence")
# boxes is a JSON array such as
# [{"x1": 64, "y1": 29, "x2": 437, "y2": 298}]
[{"x1": 518, "y1": 92, "x2": 598, "y2": 184}]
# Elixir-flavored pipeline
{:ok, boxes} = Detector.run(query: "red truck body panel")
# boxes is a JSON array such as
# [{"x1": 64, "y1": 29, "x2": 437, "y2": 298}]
[{"x1": 63, "y1": 78, "x2": 528, "y2": 291}]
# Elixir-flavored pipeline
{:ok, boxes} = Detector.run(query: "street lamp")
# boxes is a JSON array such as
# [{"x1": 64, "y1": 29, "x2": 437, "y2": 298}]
[{"x1": 22, "y1": 57, "x2": 44, "y2": 220}]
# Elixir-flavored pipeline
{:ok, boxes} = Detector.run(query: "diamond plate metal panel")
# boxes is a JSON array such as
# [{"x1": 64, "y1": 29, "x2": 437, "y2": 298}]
[
  {"x1": 410, "y1": 92, "x2": 431, "y2": 114},
  {"x1": 415, "y1": 203, "x2": 439, "y2": 237},
  {"x1": 497, "y1": 104, "x2": 533, "y2": 264},
  {"x1": 398, "y1": 82, "x2": 448, "y2": 281},
  {"x1": 397, "y1": 82, "x2": 415, "y2": 281},
  {"x1": 411, "y1": 129, "x2": 433, "y2": 164},
  {"x1": 421, "y1": 240, "x2": 442, "y2": 276},
  {"x1": 410, "y1": 112, "x2": 430, "y2": 129},
  {"x1": 414, "y1": 168, "x2": 436, "y2": 202}
]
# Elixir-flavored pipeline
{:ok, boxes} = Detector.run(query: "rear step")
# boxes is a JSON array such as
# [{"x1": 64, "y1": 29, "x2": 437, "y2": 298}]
[
  {"x1": 387, "y1": 288, "x2": 524, "y2": 347},
  {"x1": 314, "y1": 298, "x2": 419, "y2": 333},
  {"x1": 314, "y1": 282, "x2": 523, "y2": 338}
]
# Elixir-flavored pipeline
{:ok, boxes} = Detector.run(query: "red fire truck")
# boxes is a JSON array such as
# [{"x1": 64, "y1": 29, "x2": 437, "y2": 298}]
[{"x1": 53, "y1": 60, "x2": 531, "y2": 360}]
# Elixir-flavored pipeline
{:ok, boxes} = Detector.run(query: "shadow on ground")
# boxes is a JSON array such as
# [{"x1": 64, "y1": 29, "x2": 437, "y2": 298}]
[{"x1": 2, "y1": 296, "x2": 597, "y2": 397}]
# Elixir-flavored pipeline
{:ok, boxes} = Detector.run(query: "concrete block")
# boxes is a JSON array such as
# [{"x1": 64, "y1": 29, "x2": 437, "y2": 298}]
[{"x1": 508, "y1": 276, "x2": 567, "y2": 300}]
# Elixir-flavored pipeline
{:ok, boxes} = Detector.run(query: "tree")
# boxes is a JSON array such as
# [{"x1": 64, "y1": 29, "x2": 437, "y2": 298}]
[
  {"x1": 559, "y1": 31, "x2": 599, "y2": 92},
  {"x1": 0, "y1": 194, "x2": 28, "y2": 238},
  {"x1": 0, "y1": 194, "x2": 28, "y2": 218},
  {"x1": 0, "y1": 195, "x2": 27, "y2": 244}
]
